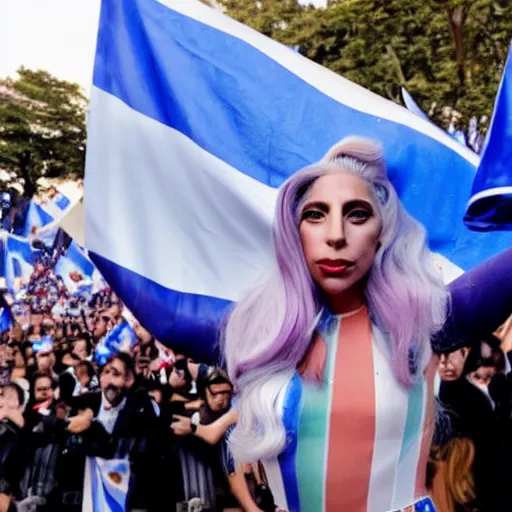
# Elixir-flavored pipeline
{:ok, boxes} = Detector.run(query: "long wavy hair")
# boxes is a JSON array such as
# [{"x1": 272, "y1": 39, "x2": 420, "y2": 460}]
[{"x1": 223, "y1": 136, "x2": 448, "y2": 463}]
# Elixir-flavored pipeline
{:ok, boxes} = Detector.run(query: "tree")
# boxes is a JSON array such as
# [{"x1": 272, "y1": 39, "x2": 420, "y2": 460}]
[
  {"x1": 218, "y1": 0, "x2": 512, "y2": 141},
  {"x1": 0, "y1": 68, "x2": 87, "y2": 198}
]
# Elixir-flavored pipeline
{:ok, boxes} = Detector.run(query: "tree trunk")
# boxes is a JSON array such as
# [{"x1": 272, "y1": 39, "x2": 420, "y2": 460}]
[
  {"x1": 447, "y1": 7, "x2": 467, "y2": 87},
  {"x1": 19, "y1": 151, "x2": 36, "y2": 199}
]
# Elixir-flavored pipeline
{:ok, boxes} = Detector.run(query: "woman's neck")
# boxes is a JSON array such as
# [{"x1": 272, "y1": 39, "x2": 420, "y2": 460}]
[{"x1": 328, "y1": 286, "x2": 366, "y2": 315}]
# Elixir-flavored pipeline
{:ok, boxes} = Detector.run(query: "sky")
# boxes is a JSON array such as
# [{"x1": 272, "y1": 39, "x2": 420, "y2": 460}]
[
  {"x1": 0, "y1": 0, "x2": 101, "y2": 93},
  {"x1": 1, "y1": 0, "x2": 327, "y2": 94}
]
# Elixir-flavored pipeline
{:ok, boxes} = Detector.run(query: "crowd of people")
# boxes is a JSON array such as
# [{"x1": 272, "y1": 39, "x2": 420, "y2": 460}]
[
  {"x1": 1, "y1": 258, "x2": 512, "y2": 512},
  {"x1": 0, "y1": 260, "x2": 280, "y2": 512},
  {"x1": 431, "y1": 328, "x2": 512, "y2": 511}
]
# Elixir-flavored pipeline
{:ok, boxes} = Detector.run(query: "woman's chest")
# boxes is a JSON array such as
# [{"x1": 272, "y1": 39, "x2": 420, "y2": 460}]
[{"x1": 291, "y1": 311, "x2": 436, "y2": 511}]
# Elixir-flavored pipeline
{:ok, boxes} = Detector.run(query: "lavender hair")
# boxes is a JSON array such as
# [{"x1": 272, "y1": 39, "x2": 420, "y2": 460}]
[{"x1": 223, "y1": 136, "x2": 448, "y2": 463}]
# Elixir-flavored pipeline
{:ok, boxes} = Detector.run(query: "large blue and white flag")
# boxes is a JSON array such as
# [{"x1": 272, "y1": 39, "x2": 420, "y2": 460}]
[
  {"x1": 465, "y1": 45, "x2": 512, "y2": 230},
  {"x1": 85, "y1": 0, "x2": 512, "y2": 362},
  {"x1": 54, "y1": 240, "x2": 96, "y2": 293},
  {"x1": 0, "y1": 233, "x2": 37, "y2": 291}
]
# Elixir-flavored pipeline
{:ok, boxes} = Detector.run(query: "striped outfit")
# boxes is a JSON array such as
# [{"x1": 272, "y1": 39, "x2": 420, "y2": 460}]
[{"x1": 263, "y1": 306, "x2": 437, "y2": 512}]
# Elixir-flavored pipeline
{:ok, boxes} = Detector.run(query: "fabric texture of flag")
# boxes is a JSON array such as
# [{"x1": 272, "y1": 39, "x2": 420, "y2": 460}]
[
  {"x1": 465, "y1": 44, "x2": 512, "y2": 230},
  {"x1": 84, "y1": 0, "x2": 512, "y2": 364},
  {"x1": 22, "y1": 201, "x2": 54, "y2": 238},
  {"x1": 0, "y1": 233, "x2": 38, "y2": 291},
  {"x1": 82, "y1": 457, "x2": 130, "y2": 512},
  {"x1": 0, "y1": 307, "x2": 13, "y2": 334},
  {"x1": 95, "y1": 320, "x2": 138, "y2": 366},
  {"x1": 54, "y1": 240, "x2": 96, "y2": 293}
]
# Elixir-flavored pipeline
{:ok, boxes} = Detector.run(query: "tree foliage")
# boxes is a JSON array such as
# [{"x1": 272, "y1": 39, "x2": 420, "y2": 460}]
[
  {"x1": 218, "y1": 0, "x2": 512, "y2": 137},
  {"x1": 0, "y1": 68, "x2": 87, "y2": 198}
]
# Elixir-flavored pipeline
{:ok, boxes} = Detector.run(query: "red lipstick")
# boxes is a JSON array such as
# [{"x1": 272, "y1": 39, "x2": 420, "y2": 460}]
[{"x1": 317, "y1": 259, "x2": 354, "y2": 275}]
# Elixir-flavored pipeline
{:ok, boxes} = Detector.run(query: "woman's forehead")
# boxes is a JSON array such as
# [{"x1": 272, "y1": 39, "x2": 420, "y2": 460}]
[{"x1": 305, "y1": 172, "x2": 374, "y2": 203}]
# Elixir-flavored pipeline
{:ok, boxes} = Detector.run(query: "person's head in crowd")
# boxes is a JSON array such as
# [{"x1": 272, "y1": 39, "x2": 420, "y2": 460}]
[
  {"x1": 169, "y1": 356, "x2": 192, "y2": 391},
  {"x1": 72, "y1": 334, "x2": 92, "y2": 361},
  {"x1": 42, "y1": 317, "x2": 56, "y2": 337},
  {"x1": 8, "y1": 342, "x2": 26, "y2": 380},
  {"x1": 76, "y1": 360, "x2": 95, "y2": 390},
  {"x1": 32, "y1": 371, "x2": 55, "y2": 405},
  {"x1": 438, "y1": 346, "x2": 471, "y2": 382},
  {"x1": 0, "y1": 382, "x2": 24, "y2": 418},
  {"x1": 33, "y1": 263, "x2": 45, "y2": 278},
  {"x1": 35, "y1": 339, "x2": 56, "y2": 374},
  {"x1": 85, "y1": 311, "x2": 96, "y2": 333},
  {"x1": 9, "y1": 324, "x2": 23, "y2": 343},
  {"x1": 204, "y1": 368, "x2": 233, "y2": 414},
  {"x1": 8, "y1": 343, "x2": 25, "y2": 370},
  {"x1": 28, "y1": 323, "x2": 42, "y2": 339},
  {"x1": 146, "y1": 380, "x2": 164, "y2": 405},
  {"x1": 464, "y1": 335, "x2": 505, "y2": 389},
  {"x1": 93, "y1": 310, "x2": 111, "y2": 340},
  {"x1": 24, "y1": 345, "x2": 36, "y2": 370},
  {"x1": 100, "y1": 353, "x2": 135, "y2": 407}
]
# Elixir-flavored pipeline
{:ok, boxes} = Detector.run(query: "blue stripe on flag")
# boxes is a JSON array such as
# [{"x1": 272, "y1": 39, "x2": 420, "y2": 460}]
[
  {"x1": 89, "y1": 252, "x2": 227, "y2": 362},
  {"x1": 92, "y1": 0, "x2": 512, "y2": 270},
  {"x1": 465, "y1": 45, "x2": 512, "y2": 231}
]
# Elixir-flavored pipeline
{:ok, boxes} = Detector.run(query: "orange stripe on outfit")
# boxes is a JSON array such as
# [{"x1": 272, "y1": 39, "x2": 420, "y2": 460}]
[{"x1": 325, "y1": 307, "x2": 376, "y2": 511}]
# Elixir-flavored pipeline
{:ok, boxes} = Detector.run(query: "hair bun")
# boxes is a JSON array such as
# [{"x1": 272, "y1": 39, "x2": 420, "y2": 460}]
[{"x1": 322, "y1": 136, "x2": 385, "y2": 168}]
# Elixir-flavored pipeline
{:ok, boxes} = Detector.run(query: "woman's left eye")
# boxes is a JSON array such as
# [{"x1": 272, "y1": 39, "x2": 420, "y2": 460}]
[{"x1": 348, "y1": 210, "x2": 371, "y2": 223}]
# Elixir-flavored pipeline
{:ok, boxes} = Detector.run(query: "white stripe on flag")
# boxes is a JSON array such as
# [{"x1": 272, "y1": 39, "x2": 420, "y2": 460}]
[
  {"x1": 86, "y1": 87, "x2": 277, "y2": 301},
  {"x1": 161, "y1": 0, "x2": 478, "y2": 167}
]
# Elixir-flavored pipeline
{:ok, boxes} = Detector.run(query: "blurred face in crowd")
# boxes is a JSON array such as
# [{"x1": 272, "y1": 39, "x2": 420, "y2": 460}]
[
  {"x1": 75, "y1": 363, "x2": 92, "y2": 388},
  {"x1": 169, "y1": 359, "x2": 188, "y2": 389},
  {"x1": 36, "y1": 350, "x2": 55, "y2": 373},
  {"x1": 94, "y1": 313, "x2": 110, "y2": 339},
  {"x1": 206, "y1": 381, "x2": 233, "y2": 413},
  {"x1": 34, "y1": 376, "x2": 54, "y2": 404},
  {"x1": 34, "y1": 263, "x2": 45, "y2": 277},
  {"x1": 43, "y1": 319, "x2": 56, "y2": 336},
  {"x1": 31, "y1": 314, "x2": 42, "y2": 327},
  {"x1": 7, "y1": 344, "x2": 24, "y2": 369},
  {"x1": 135, "y1": 351, "x2": 151, "y2": 376},
  {"x1": 24, "y1": 346, "x2": 35, "y2": 369},
  {"x1": 438, "y1": 347, "x2": 470, "y2": 382},
  {"x1": 468, "y1": 365, "x2": 496, "y2": 389},
  {"x1": 100, "y1": 358, "x2": 132, "y2": 407},
  {"x1": 73, "y1": 339, "x2": 89, "y2": 361},
  {"x1": 86, "y1": 313, "x2": 96, "y2": 333},
  {"x1": 0, "y1": 386, "x2": 21, "y2": 415}
]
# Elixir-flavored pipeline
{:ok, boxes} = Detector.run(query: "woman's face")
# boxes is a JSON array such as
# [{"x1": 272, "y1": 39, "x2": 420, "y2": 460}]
[{"x1": 299, "y1": 172, "x2": 382, "y2": 299}]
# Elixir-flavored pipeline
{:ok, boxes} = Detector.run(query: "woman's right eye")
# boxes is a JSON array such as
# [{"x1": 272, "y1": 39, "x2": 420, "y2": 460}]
[{"x1": 301, "y1": 210, "x2": 323, "y2": 221}]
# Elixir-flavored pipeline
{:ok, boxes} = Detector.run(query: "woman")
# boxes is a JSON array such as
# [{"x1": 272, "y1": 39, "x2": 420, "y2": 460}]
[{"x1": 223, "y1": 136, "x2": 512, "y2": 512}]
